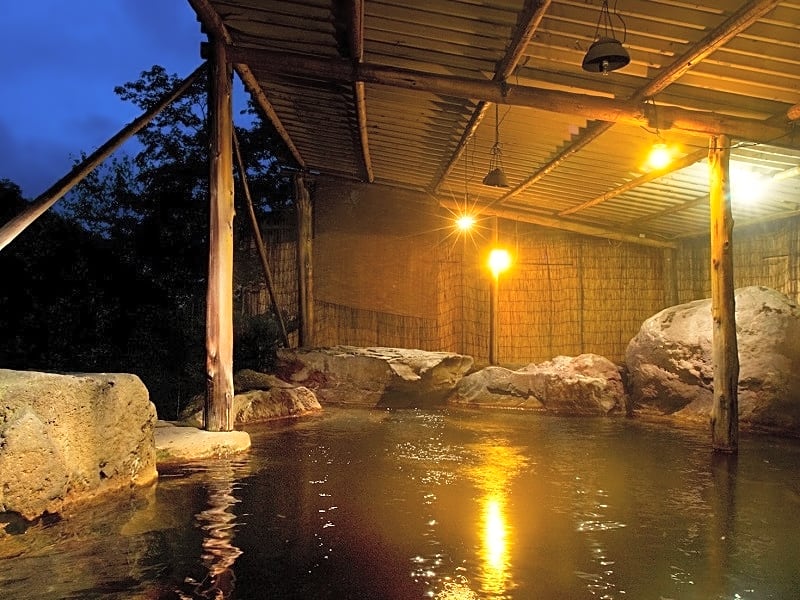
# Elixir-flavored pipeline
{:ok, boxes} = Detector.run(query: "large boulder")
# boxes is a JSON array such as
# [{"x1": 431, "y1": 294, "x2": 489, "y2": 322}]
[
  {"x1": 0, "y1": 370, "x2": 157, "y2": 522},
  {"x1": 625, "y1": 286, "x2": 800, "y2": 432},
  {"x1": 451, "y1": 354, "x2": 627, "y2": 414},
  {"x1": 179, "y1": 369, "x2": 321, "y2": 427},
  {"x1": 277, "y1": 346, "x2": 474, "y2": 407}
]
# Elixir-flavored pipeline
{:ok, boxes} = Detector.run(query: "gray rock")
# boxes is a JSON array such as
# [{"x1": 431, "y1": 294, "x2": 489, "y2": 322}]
[
  {"x1": 0, "y1": 370, "x2": 157, "y2": 522},
  {"x1": 233, "y1": 368, "x2": 295, "y2": 392},
  {"x1": 277, "y1": 345, "x2": 474, "y2": 407},
  {"x1": 452, "y1": 354, "x2": 627, "y2": 414},
  {"x1": 180, "y1": 370, "x2": 321, "y2": 427},
  {"x1": 625, "y1": 286, "x2": 800, "y2": 432}
]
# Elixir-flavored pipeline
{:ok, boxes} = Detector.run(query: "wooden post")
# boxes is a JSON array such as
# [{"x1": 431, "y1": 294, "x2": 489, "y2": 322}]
[
  {"x1": 205, "y1": 38, "x2": 235, "y2": 432},
  {"x1": 489, "y1": 273, "x2": 499, "y2": 365},
  {"x1": 489, "y1": 217, "x2": 499, "y2": 365},
  {"x1": 0, "y1": 64, "x2": 205, "y2": 253},
  {"x1": 663, "y1": 247, "x2": 679, "y2": 307},
  {"x1": 708, "y1": 134, "x2": 739, "y2": 453},
  {"x1": 232, "y1": 129, "x2": 290, "y2": 348},
  {"x1": 296, "y1": 174, "x2": 314, "y2": 347}
]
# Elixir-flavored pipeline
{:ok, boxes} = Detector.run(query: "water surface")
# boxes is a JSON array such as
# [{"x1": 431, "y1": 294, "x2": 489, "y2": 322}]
[{"x1": 2, "y1": 407, "x2": 799, "y2": 599}]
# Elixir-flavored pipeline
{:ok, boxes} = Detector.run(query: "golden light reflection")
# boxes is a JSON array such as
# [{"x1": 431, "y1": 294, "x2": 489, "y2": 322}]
[
  {"x1": 467, "y1": 443, "x2": 527, "y2": 596},
  {"x1": 178, "y1": 461, "x2": 244, "y2": 600},
  {"x1": 482, "y1": 494, "x2": 509, "y2": 593}
]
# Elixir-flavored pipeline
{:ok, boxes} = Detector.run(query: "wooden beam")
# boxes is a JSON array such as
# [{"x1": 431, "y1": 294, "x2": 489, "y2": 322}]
[
  {"x1": 226, "y1": 46, "x2": 796, "y2": 150},
  {"x1": 190, "y1": 0, "x2": 306, "y2": 169},
  {"x1": 439, "y1": 198, "x2": 676, "y2": 248},
  {"x1": 559, "y1": 148, "x2": 708, "y2": 216},
  {"x1": 494, "y1": 120, "x2": 612, "y2": 207},
  {"x1": 708, "y1": 134, "x2": 739, "y2": 453},
  {"x1": 0, "y1": 64, "x2": 205, "y2": 253},
  {"x1": 662, "y1": 247, "x2": 679, "y2": 308},
  {"x1": 296, "y1": 174, "x2": 314, "y2": 347},
  {"x1": 232, "y1": 128, "x2": 291, "y2": 348},
  {"x1": 496, "y1": 0, "x2": 783, "y2": 206},
  {"x1": 430, "y1": 0, "x2": 553, "y2": 193},
  {"x1": 350, "y1": 0, "x2": 374, "y2": 182},
  {"x1": 205, "y1": 38, "x2": 235, "y2": 433},
  {"x1": 640, "y1": 0, "x2": 782, "y2": 98},
  {"x1": 235, "y1": 65, "x2": 306, "y2": 169}
]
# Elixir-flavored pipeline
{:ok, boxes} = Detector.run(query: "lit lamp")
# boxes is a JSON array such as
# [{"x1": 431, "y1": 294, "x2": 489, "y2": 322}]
[
  {"x1": 488, "y1": 248, "x2": 511, "y2": 365},
  {"x1": 488, "y1": 248, "x2": 511, "y2": 278},
  {"x1": 456, "y1": 214, "x2": 476, "y2": 232},
  {"x1": 582, "y1": 0, "x2": 630, "y2": 74},
  {"x1": 646, "y1": 142, "x2": 672, "y2": 170}
]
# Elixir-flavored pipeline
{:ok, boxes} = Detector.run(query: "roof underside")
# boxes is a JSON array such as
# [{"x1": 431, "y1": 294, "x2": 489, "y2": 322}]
[{"x1": 189, "y1": 0, "x2": 800, "y2": 247}]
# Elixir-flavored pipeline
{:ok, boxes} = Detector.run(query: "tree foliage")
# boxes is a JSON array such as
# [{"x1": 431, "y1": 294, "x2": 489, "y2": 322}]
[{"x1": 0, "y1": 65, "x2": 294, "y2": 418}]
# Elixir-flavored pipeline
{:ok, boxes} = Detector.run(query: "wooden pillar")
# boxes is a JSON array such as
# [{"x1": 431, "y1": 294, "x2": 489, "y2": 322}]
[
  {"x1": 296, "y1": 174, "x2": 314, "y2": 347},
  {"x1": 663, "y1": 247, "x2": 679, "y2": 307},
  {"x1": 708, "y1": 134, "x2": 739, "y2": 453},
  {"x1": 789, "y1": 226, "x2": 798, "y2": 303},
  {"x1": 489, "y1": 217, "x2": 500, "y2": 365},
  {"x1": 232, "y1": 129, "x2": 290, "y2": 348},
  {"x1": 489, "y1": 274, "x2": 499, "y2": 365},
  {"x1": 204, "y1": 38, "x2": 235, "y2": 432}
]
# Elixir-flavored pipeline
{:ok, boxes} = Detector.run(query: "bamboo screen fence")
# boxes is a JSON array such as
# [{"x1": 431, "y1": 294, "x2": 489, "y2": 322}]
[{"x1": 239, "y1": 181, "x2": 800, "y2": 366}]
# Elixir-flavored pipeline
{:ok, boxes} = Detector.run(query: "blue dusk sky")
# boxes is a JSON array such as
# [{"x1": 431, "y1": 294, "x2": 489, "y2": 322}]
[{"x1": 0, "y1": 1, "x2": 212, "y2": 199}]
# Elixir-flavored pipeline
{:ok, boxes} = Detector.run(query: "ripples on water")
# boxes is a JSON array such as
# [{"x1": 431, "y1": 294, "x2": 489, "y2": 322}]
[{"x1": 1, "y1": 407, "x2": 800, "y2": 599}]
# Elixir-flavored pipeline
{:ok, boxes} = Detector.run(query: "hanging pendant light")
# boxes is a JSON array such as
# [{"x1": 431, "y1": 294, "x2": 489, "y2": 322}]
[
  {"x1": 582, "y1": 0, "x2": 630, "y2": 74},
  {"x1": 483, "y1": 104, "x2": 510, "y2": 188}
]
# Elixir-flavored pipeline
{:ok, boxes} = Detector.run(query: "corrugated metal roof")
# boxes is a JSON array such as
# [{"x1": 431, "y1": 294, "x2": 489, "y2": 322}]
[{"x1": 189, "y1": 0, "x2": 800, "y2": 246}]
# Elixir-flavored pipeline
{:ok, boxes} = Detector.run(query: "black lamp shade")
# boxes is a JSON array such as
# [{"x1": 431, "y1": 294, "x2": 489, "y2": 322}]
[
  {"x1": 483, "y1": 167, "x2": 510, "y2": 188},
  {"x1": 582, "y1": 37, "x2": 630, "y2": 73}
]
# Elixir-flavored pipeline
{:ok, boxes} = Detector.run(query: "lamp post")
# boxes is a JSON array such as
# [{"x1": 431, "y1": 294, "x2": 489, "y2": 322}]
[{"x1": 488, "y1": 248, "x2": 511, "y2": 365}]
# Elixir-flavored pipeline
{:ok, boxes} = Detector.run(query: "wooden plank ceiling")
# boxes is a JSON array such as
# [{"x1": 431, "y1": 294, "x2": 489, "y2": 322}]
[{"x1": 189, "y1": 0, "x2": 800, "y2": 247}]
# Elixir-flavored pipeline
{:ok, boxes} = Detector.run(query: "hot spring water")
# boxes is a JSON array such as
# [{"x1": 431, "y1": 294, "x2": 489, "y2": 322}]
[{"x1": 1, "y1": 406, "x2": 799, "y2": 599}]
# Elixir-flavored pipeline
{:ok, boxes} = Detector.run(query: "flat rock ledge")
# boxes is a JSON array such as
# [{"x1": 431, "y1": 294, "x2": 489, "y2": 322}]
[
  {"x1": 154, "y1": 421, "x2": 251, "y2": 465},
  {"x1": 0, "y1": 369, "x2": 157, "y2": 522},
  {"x1": 451, "y1": 354, "x2": 628, "y2": 415},
  {"x1": 277, "y1": 346, "x2": 474, "y2": 407}
]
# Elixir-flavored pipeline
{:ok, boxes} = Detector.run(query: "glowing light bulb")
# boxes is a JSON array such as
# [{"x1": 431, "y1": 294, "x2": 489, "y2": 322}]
[
  {"x1": 647, "y1": 142, "x2": 671, "y2": 169},
  {"x1": 456, "y1": 214, "x2": 476, "y2": 231},
  {"x1": 488, "y1": 249, "x2": 511, "y2": 277}
]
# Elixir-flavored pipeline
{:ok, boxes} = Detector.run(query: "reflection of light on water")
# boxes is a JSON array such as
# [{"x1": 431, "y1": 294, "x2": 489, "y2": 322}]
[
  {"x1": 481, "y1": 495, "x2": 509, "y2": 595},
  {"x1": 471, "y1": 443, "x2": 526, "y2": 597},
  {"x1": 179, "y1": 461, "x2": 244, "y2": 600},
  {"x1": 436, "y1": 576, "x2": 481, "y2": 599},
  {"x1": 484, "y1": 498, "x2": 506, "y2": 571}
]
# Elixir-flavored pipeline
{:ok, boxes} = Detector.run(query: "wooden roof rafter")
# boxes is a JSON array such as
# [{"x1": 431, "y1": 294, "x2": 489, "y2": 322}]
[
  {"x1": 490, "y1": 0, "x2": 785, "y2": 210},
  {"x1": 430, "y1": 0, "x2": 553, "y2": 194},
  {"x1": 224, "y1": 46, "x2": 795, "y2": 147},
  {"x1": 189, "y1": 0, "x2": 307, "y2": 170},
  {"x1": 559, "y1": 148, "x2": 709, "y2": 216},
  {"x1": 348, "y1": 0, "x2": 374, "y2": 183},
  {"x1": 186, "y1": 0, "x2": 800, "y2": 242},
  {"x1": 438, "y1": 197, "x2": 677, "y2": 248}
]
